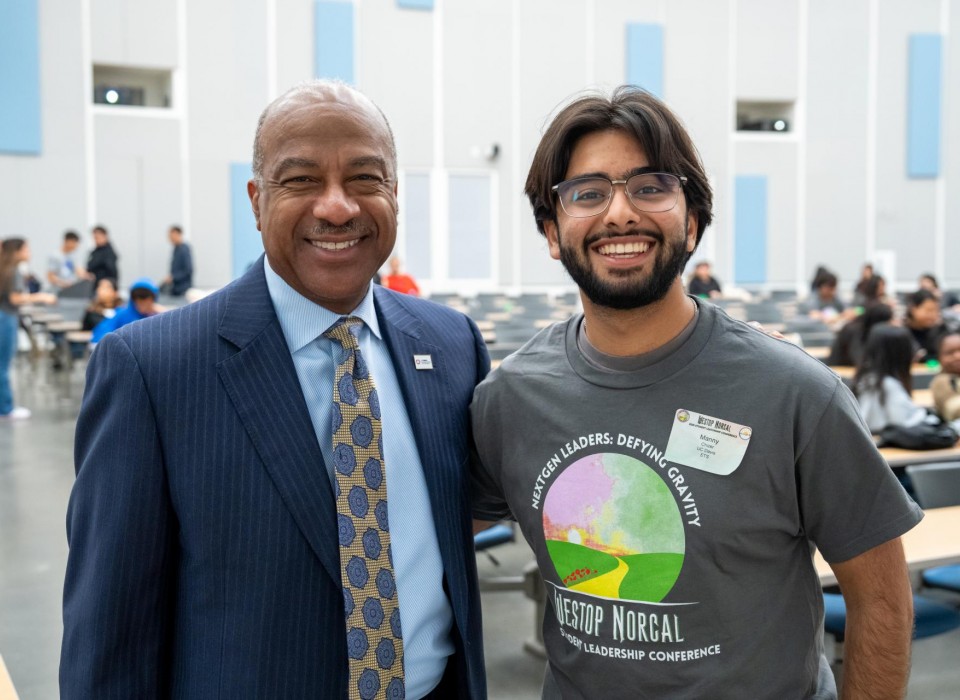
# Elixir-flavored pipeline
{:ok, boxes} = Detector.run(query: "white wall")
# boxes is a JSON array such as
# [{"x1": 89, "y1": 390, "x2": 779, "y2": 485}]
[
  {"x1": 2, "y1": 0, "x2": 958, "y2": 293},
  {"x1": 874, "y1": 0, "x2": 941, "y2": 285},
  {"x1": 184, "y1": 0, "x2": 270, "y2": 287},
  {"x1": 805, "y1": 0, "x2": 870, "y2": 289}
]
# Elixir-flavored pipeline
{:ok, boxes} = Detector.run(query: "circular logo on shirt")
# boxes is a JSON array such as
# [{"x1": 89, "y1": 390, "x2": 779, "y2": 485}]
[{"x1": 543, "y1": 453, "x2": 685, "y2": 602}]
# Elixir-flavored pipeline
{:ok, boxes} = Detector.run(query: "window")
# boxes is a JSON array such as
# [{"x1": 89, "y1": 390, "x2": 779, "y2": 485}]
[{"x1": 93, "y1": 65, "x2": 172, "y2": 108}]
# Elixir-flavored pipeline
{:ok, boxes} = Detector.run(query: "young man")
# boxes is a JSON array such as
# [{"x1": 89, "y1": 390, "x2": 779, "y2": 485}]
[
  {"x1": 89, "y1": 277, "x2": 162, "y2": 343},
  {"x1": 62, "y1": 81, "x2": 488, "y2": 699},
  {"x1": 162, "y1": 224, "x2": 193, "y2": 295},
  {"x1": 47, "y1": 230, "x2": 88, "y2": 289},
  {"x1": 471, "y1": 86, "x2": 919, "y2": 699}
]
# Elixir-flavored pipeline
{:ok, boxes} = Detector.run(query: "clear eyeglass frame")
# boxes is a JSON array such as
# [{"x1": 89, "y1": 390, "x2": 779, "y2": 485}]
[{"x1": 551, "y1": 172, "x2": 688, "y2": 218}]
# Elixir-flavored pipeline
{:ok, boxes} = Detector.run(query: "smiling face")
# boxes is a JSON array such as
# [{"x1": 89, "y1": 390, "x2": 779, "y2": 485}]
[
  {"x1": 248, "y1": 88, "x2": 398, "y2": 313},
  {"x1": 543, "y1": 129, "x2": 696, "y2": 311}
]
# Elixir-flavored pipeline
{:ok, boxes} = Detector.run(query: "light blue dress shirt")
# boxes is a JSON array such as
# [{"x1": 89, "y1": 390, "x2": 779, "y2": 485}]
[{"x1": 264, "y1": 259, "x2": 454, "y2": 698}]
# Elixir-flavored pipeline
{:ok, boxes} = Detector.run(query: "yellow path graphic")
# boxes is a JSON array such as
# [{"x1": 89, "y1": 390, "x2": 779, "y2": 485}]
[{"x1": 570, "y1": 557, "x2": 627, "y2": 597}]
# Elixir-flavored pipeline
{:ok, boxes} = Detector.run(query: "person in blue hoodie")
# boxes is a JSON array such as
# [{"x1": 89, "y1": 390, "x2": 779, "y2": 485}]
[{"x1": 91, "y1": 277, "x2": 162, "y2": 343}]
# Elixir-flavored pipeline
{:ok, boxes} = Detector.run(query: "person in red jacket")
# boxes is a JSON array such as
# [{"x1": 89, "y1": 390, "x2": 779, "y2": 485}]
[{"x1": 381, "y1": 256, "x2": 420, "y2": 296}]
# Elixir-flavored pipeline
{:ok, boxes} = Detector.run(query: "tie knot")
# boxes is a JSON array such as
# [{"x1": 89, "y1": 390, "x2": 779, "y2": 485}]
[{"x1": 324, "y1": 316, "x2": 363, "y2": 350}]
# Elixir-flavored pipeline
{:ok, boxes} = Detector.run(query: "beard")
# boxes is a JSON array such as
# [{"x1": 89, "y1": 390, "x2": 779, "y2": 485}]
[{"x1": 557, "y1": 226, "x2": 689, "y2": 311}]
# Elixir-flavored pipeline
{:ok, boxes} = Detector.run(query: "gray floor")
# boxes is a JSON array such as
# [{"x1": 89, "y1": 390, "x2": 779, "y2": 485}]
[{"x1": 1, "y1": 356, "x2": 958, "y2": 699}]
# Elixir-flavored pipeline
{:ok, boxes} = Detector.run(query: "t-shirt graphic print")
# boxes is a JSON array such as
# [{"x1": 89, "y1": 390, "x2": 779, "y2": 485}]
[{"x1": 544, "y1": 452, "x2": 684, "y2": 604}]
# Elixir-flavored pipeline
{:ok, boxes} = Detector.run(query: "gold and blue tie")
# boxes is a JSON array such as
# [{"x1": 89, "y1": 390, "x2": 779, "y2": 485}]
[{"x1": 325, "y1": 317, "x2": 405, "y2": 700}]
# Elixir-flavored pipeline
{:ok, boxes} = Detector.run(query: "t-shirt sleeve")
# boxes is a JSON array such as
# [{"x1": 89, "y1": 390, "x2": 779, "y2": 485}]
[
  {"x1": 796, "y1": 379, "x2": 923, "y2": 563},
  {"x1": 469, "y1": 381, "x2": 513, "y2": 522}
]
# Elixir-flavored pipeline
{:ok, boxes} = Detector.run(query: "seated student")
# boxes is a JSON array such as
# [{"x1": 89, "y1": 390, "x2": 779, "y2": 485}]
[
  {"x1": 904, "y1": 288, "x2": 949, "y2": 363},
  {"x1": 919, "y1": 273, "x2": 960, "y2": 311},
  {"x1": 854, "y1": 324, "x2": 930, "y2": 433},
  {"x1": 81, "y1": 278, "x2": 122, "y2": 331},
  {"x1": 827, "y1": 301, "x2": 893, "y2": 367},
  {"x1": 801, "y1": 271, "x2": 845, "y2": 322},
  {"x1": 931, "y1": 330, "x2": 960, "y2": 428},
  {"x1": 856, "y1": 274, "x2": 888, "y2": 308},
  {"x1": 687, "y1": 261, "x2": 722, "y2": 298},
  {"x1": 809, "y1": 264, "x2": 831, "y2": 293},
  {"x1": 91, "y1": 278, "x2": 162, "y2": 343},
  {"x1": 852, "y1": 262, "x2": 874, "y2": 306}
]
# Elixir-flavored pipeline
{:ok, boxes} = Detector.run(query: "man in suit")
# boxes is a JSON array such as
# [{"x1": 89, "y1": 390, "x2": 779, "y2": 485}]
[{"x1": 61, "y1": 80, "x2": 489, "y2": 699}]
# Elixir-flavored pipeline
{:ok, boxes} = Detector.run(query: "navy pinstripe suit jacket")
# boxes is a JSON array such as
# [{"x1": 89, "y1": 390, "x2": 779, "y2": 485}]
[{"x1": 61, "y1": 259, "x2": 489, "y2": 699}]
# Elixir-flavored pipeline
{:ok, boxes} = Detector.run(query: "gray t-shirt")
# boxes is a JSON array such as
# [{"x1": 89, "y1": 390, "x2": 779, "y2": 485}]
[
  {"x1": 0, "y1": 270, "x2": 23, "y2": 315},
  {"x1": 48, "y1": 250, "x2": 79, "y2": 285},
  {"x1": 471, "y1": 299, "x2": 922, "y2": 700}
]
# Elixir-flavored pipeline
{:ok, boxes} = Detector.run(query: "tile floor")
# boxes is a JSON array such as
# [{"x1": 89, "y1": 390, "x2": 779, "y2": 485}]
[{"x1": 1, "y1": 357, "x2": 958, "y2": 699}]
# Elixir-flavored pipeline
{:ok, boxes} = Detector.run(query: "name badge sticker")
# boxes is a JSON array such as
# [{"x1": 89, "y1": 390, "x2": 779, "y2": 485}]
[
  {"x1": 664, "y1": 409, "x2": 752, "y2": 476},
  {"x1": 413, "y1": 354, "x2": 434, "y2": 370}
]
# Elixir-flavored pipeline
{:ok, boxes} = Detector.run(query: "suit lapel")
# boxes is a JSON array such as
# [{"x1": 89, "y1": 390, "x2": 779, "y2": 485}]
[
  {"x1": 374, "y1": 288, "x2": 466, "y2": 573},
  {"x1": 216, "y1": 260, "x2": 341, "y2": 584}
]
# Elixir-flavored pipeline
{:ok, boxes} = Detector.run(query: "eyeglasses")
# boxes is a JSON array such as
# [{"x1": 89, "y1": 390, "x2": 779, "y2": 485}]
[{"x1": 551, "y1": 172, "x2": 687, "y2": 218}]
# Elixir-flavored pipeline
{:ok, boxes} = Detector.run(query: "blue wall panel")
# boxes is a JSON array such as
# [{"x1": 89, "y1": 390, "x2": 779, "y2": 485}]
[
  {"x1": 231, "y1": 163, "x2": 264, "y2": 280},
  {"x1": 626, "y1": 24, "x2": 664, "y2": 98},
  {"x1": 907, "y1": 34, "x2": 942, "y2": 178},
  {"x1": 0, "y1": 0, "x2": 42, "y2": 155},
  {"x1": 314, "y1": 1, "x2": 355, "y2": 84},
  {"x1": 397, "y1": 0, "x2": 433, "y2": 9},
  {"x1": 734, "y1": 175, "x2": 767, "y2": 284}
]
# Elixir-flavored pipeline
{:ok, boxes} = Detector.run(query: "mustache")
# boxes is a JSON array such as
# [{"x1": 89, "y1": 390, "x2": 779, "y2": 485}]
[
  {"x1": 308, "y1": 220, "x2": 370, "y2": 236},
  {"x1": 583, "y1": 230, "x2": 664, "y2": 247}
]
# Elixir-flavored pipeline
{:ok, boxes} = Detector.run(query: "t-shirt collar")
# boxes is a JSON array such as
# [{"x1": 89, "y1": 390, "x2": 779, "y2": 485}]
[
  {"x1": 565, "y1": 296, "x2": 716, "y2": 389},
  {"x1": 263, "y1": 256, "x2": 382, "y2": 354}
]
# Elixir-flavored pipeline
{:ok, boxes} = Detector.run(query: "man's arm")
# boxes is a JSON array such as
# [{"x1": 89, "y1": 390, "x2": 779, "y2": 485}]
[
  {"x1": 61, "y1": 333, "x2": 176, "y2": 699},
  {"x1": 830, "y1": 537, "x2": 913, "y2": 700},
  {"x1": 47, "y1": 270, "x2": 69, "y2": 288}
]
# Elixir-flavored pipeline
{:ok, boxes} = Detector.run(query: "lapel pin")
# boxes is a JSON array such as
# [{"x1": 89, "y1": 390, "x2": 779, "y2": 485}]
[{"x1": 413, "y1": 354, "x2": 434, "y2": 370}]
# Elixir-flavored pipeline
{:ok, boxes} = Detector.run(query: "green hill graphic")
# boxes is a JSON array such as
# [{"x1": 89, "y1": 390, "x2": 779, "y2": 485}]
[
  {"x1": 547, "y1": 540, "x2": 683, "y2": 602},
  {"x1": 546, "y1": 540, "x2": 619, "y2": 586},
  {"x1": 618, "y1": 553, "x2": 684, "y2": 601}
]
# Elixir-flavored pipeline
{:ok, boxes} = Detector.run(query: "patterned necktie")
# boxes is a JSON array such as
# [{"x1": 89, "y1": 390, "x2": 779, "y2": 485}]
[{"x1": 325, "y1": 317, "x2": 405, "y2": 700}]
